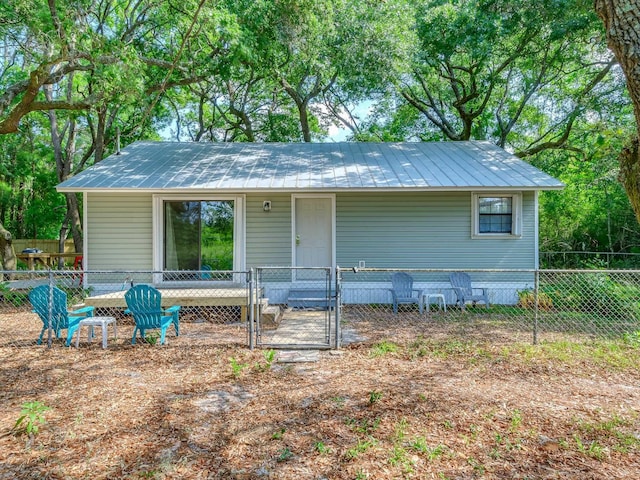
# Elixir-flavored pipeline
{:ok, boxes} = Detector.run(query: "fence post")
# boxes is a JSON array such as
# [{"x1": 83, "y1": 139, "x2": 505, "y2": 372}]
[
  {"x1": 249, "y1": 269, "x2": 254, "y2": 350},
  {"x1": 335, "y1": 266, "x2": 341, "y2": 349},
  {"x1": 47, "y1": 269, "x2": 54, "y2": 348},
  {"x1": 533, "y1": 269, "x2": 539, "y2": 345}
]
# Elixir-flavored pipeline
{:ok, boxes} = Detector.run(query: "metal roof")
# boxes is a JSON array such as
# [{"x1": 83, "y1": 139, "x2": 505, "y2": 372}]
[{"x1": 56, "y1": 141, "x2": 564, "y2": 192}]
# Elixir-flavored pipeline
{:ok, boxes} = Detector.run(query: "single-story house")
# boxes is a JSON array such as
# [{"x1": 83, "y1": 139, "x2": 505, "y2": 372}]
[{"x1": 57, "y1": 141, "x2": 563, "y2": 304}]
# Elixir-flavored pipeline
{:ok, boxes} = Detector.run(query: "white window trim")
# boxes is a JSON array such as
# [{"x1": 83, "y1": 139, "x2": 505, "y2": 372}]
[
  {"x1": 471, "y1": 192, "x2": 522, "y2": 239},
  {"x1": 152, "y1": 194, "x2": 245, "y2": 283}
]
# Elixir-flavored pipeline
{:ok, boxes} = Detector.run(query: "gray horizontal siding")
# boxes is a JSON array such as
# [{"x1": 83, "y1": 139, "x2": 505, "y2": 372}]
[
  {"x1": 336, "y1": 192, "x2": 536, "y2": 270},
  {"x1": 245, "y1": 194, "x2": 292, "y2": 267},
  {"x1": 87, "y1": 193, "x2": 153, "y2": 270},
  {"x1": 85, "y1": 191, "x2": 536, "y2": 273}
]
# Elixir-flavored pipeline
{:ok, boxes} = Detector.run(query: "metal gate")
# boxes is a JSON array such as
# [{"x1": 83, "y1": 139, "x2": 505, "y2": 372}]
[{"x1": 252, "y1": 267, "x2": 338, "y2": 349}]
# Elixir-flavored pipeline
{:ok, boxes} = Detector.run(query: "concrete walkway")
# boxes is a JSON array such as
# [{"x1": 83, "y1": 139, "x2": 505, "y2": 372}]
[{"x1": 259, "y1": 309, "x2": 334, "y2": 348}]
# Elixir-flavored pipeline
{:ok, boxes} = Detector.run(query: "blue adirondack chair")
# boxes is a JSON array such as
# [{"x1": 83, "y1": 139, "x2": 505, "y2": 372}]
[
  {"x1": 29, "y1": 285, "x2": 94, "y2": 345},
  {"x1": 389, "y1": 272, "x2": 424, "y2": 314},
  {"x1": 449, "y1": 272, "x2": 490, "y2": 310},
  {"x1": 124, "y1": 285, "x2": 181, "y2": 345},
  {"x1": 200, "y1": 264, "x2": 212, "y2": 280}
]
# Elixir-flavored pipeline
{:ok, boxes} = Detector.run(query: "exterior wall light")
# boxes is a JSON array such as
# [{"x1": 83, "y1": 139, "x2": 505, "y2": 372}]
[{"x1": 263, "y1": 200, "x2": 272, "y2": 212}]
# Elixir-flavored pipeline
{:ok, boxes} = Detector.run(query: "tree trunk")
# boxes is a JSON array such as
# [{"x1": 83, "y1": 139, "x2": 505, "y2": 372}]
[
  {"x1": 281, "y1": 79, "x2": 315, "y2": 142},
  {"x1": 298, "y1": 100, "x2": 312, "y2": 143},
  {"x1": 0, "y1": 222, "x2": 16, "y2": 279},
  {"x1": 94, "y1": 106, "x2": 107, "y2": 163},
  {"x1": 66, "y1": 193, "x2": 83, "y2": 253},
  {"x1": 46, "y1": 82, "x2": 84, "y2": 255},
  {"x1": 57, "y1": 193, "x2": 83, "y2": 266},
  {"x1": 617, "y1": 138, "x2": 640, "y2": 221},
  {"x1": 595, "y1": 0, "x2": 640, "y2": 223}
]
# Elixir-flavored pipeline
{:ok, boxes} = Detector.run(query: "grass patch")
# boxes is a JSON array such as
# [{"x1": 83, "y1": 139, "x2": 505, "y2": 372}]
[
  {"x1": 345, "y1": 438, "x2": 377, "y2": 460},
  {"x1": 407, "y1": 437, "x2": 448, "y2": 461},
  {"x1": 574, "y1": 414, "x2": 640, "y2": 454},
  {"x1": 389, "y1": 445, "x2": 414, "y2": 473},
  {"x1": 347, "y1": 416, "x2": 382, "y2": 435},
  {"x1": 370, "y1": 340, "x2": 399, "y2": 357},
  {"x1": 406, "y1": 336, "x2": 493, "y2": 362},
  {"x1": 313, "y1": 441, "x2": 332, "y2": 455},
  {"x1": 504, "y1": 340, "x2": 640, "y2": 371}
]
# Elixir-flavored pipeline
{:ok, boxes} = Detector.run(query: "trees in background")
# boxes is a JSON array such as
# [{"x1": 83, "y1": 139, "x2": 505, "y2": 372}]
[
  {"x1": 594, "y1": 1, "x2": 640, "y2": 227},
  {"x1": 360, "y1": 1, "x2": 623, "y2": 153},
  {"x1": 534, "y1": 123, "x2": 640, "y2": 254},
  {"x1": 0, "y1": 0, "x2": 637, "y2": 257},
  {"x1": 0, "y1": 0, "x2": 234, "y2": 250},
  {"x1": 165, "y1": 0, "x2": 412, "y2": 142}
]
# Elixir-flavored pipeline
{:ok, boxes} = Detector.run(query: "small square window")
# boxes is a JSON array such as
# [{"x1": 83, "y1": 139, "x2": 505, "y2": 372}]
[
  {"x1": 472, "y1": 193, "x2": 521, "y2": 238},
  {"x1": 479, "y1": 197, "x2": 512, "y2": 234}
]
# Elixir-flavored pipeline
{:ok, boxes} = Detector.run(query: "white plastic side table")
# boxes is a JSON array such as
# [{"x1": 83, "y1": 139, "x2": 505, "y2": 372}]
[
  {"x1": 75, "y1": 316, "x2": 117, "y2": 349},
  {"x1": 424, "y1": 293, "x2": 447, "y2": 313}
]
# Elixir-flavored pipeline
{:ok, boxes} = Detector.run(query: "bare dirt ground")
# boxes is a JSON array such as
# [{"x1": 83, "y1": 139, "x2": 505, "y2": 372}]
[{"x1": 1, "y1": 311, "x2": 639, "y2": 479}]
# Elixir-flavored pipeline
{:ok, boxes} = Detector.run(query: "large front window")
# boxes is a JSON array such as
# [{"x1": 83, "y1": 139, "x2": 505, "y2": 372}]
[{"x1": 164, "y1": 200, "x2": 234, "y2": 273}]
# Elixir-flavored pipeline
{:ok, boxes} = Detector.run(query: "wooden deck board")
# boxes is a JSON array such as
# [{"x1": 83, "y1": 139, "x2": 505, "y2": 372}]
[{"x1": 84, "y1": 288, "x2": 253, "y2": 309}]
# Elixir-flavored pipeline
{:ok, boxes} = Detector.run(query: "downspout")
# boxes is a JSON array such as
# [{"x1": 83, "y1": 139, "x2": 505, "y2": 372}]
[
  {"x1": 534, "y1": 191, "x2": 539, "y2": 269},
  {"x1": 83, "y1": 191, "x2": 88, "y2": 287}
]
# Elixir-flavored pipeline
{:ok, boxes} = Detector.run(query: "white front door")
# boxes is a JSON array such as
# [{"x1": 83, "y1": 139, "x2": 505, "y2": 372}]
[{"x1": 294, "y1": 196, "x2": 334, "y2": 268}]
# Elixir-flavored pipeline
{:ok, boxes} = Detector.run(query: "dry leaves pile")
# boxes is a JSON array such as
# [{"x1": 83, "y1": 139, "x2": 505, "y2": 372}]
[{"x1": 0, "y1": 312, "x2": 639, "y2": 479}]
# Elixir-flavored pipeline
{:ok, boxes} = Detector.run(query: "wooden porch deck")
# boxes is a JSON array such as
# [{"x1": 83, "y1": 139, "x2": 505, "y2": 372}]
[{"x1": 84, "y1": 288, "x2": 257, "y2": 320}]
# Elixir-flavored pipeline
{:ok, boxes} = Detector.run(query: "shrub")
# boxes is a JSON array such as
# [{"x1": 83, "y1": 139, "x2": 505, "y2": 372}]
[
  {"x1": 541, "y1": 272, "x2": 640, "y2": 320},
  {"x1": 517, "y1": 289, "x2": 553, "y2": 310}
]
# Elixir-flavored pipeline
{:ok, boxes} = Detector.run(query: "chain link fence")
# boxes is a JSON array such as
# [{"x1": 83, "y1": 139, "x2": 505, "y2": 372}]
[
  {"x1": 0, "y1": 269, "x2": 252, "y2": 349},
  {"x1": 254, "y1": 267, "x2": 337, "y2": 349},
  {"x1": 540, "y1": 251, "x2": 640, "y2": 269},
  {"x1": 338, "y1": 268, "x2": 640, "y2": 344},
  {"x1": 1, "y1": 267, "x2": 639, "y2": 349}
]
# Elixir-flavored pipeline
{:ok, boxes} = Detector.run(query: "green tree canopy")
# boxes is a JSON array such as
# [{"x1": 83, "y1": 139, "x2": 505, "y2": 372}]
[{"x1": 0, "y1": 0, "x2": 638, "y2": 259}]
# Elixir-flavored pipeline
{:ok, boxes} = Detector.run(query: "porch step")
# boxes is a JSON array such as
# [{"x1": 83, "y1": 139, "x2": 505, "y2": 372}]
[
  {"x1": 286, "y1": 288, "x2": 336, "y2": 309},
  {"x1": 260, "y1": 303, "x2": 283, "y2": 330}
]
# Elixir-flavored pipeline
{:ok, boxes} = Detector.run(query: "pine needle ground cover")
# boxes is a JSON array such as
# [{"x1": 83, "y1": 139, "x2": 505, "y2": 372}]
[{"x1": 0, "y1": 313, "x2": 639, "y2": 479}]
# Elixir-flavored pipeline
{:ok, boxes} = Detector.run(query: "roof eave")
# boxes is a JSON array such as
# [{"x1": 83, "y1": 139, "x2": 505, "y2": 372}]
[{"x1": 56, "y1": 185, "x2": 565, "y2": 194}]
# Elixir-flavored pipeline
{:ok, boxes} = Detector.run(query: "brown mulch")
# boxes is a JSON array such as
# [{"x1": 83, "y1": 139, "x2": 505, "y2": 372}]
[{"x1": 0, "y1": 312, "x2": 639, "y2": 479}]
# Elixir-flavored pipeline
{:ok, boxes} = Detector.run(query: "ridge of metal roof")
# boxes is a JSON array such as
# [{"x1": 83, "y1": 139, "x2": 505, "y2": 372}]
[{"x1": 57, "y1": 141, "x2": 565, "y2": 192}]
